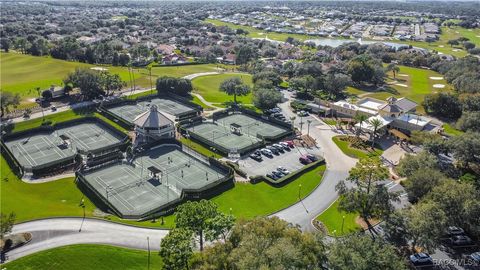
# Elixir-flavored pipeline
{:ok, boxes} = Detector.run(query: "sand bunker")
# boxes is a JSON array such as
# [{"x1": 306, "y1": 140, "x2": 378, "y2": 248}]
[
  {"x1": 91, "y1": 67, "x2": 108, "y2": 71},
  {"x1": 395, "y1": 83, "x2": 408, "y2": 87},
  {"x1": 433, "y1": 84, "x2": 445, "y2": 89},
  {"x1": 438, "y1": 45, "x2": 444, "y2": 48},
  {"x1": 398, "y1": 74, "x2": 409, "y2": 77},
  {"x1": 429, "y1": 76, "x2": 444, "y2": 80},
  {"x1": 452, "y1": 49, "x2": 462, "y2": 52}
]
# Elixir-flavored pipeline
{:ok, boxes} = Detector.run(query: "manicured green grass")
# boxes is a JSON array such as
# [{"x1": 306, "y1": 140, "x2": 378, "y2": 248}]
[
  {"x1": 211, "y1": 165, "x2": 326, "y2": 218},
  {"x1": 2, "y1": 244, "x2": 163, "y2": 270},
  {"x1": 316, "y1": 199, "x2": 361, "y2": 236},
  {"x1": 346, "y1": 65, "x2": 452, "y2": 114},
  {"x1": 0, "y1": 53, "x2": 145, "y2": 100},
  {"x1": 332, "y1": 136, "x2": 383, "y2": 159},
  {"x1": 0, "y1": 157, "x2": 324, "y2": 228},
  {"x1": 401, "y1": 26, "x2": 480, "y2": 57},
  {"x1": 192, "y1": 73, "x2": 254, "y2": 105},
  {"x1": 322, "y1": 118, "x2": 338, "y2": 125},
  {"x1": 442, "y1": 123, "x2": 464, "y2": 137}
]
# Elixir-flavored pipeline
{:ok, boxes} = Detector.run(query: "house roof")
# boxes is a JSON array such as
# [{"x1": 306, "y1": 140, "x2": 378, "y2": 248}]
[
  {"x1": 134, "y1": 105, "x2": 172, "y2": 128},
  {"x1": 394, "y1": 98, "x2": 417, "y2": 112},
  {"x1": 378, "y1": 103, "x2": 402, "y2": 113}
]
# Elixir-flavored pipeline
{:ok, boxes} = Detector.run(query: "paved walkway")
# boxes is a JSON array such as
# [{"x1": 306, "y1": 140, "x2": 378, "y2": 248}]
[
  {"x1": 182, "y1": 72, "x2": 219, "y2": 80},
  {"x1": 5, "y1": 218, "x2": 168, "y2": 262}
]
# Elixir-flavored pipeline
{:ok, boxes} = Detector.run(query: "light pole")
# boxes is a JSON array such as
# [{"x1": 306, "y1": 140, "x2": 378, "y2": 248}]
[
  {"x1": 333, "y1": 230, "x2": 337, "y2": 238},
  {"x1": 307, "y1": 119, "x2": 312, "y2": 137},
  {"x1": 148, "y1": 66, "x2": 153, "y2": 95},
  {"x1": 298, "y1": 184, "x2": 302, "y2": 201},
  {"x1": 147, "y1": 236, "x2": 151, "y2": 270},
  {"x1": 341, "y1": 215, "x2": 346, "y2": 235},
  {"x1": 299, "y1": 116, "x2": 304, "y2": 135}
]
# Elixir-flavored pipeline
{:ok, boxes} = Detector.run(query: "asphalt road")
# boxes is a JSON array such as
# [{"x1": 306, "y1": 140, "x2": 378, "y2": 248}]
[
  {"x1": 5, "y1": 218, "x2": 168, "y2": 262},
  {"x1": 272, "y1": 92, "x2": 357, "y2": 231}
]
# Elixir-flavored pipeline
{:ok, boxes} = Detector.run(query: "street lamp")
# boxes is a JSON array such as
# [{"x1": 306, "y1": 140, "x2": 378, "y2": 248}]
[
  {"x1": 341, "y1": 215, "x2": 346, "y2": 234},
  {"x1": 333, "y1": 230, "x2": 337, "y2": 238},
  {"x1": 298, "y1": 184, "x2": 302, "y2": 201},
  {"x1": 307, "y1": 119, "x2": 312, "y2": 137}
]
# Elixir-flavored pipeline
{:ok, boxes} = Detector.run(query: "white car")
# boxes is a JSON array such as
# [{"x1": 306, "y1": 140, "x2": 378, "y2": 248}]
[
  {"x1": 277, "y1": 166, "x2": 290, "y2": 175},
  {"x1": 260, "y1": 148, "x2": 273, "y2": 157}
]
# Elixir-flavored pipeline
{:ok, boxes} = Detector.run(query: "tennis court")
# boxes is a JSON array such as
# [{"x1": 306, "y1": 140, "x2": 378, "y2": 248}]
[
  {"x1": 4, "y1": 122, "x2": 125, "y2": 170},
  {"x1": 186, "y1": 113, "x2": 291, "y2": 153},
  {"x1": 80, "y1": 145, "x2": 228, "y2": 217},
  {"x1": 107, "y1": 97, "x2": 198, "y2": 123}
]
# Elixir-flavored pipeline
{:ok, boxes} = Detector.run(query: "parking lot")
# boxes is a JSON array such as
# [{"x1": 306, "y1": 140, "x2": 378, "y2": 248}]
[{"x1": 238, "y1": 144, "x2": 322, "y2": 178}]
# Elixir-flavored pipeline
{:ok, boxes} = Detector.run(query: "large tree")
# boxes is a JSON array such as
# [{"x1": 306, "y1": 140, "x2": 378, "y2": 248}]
[
  {"x1": 396, "y1": 151, "x2": 439, "y2": 177},
  {"x1": 175, "y1": 200, "x2": 233, "y2": 251},
  {"x1": 156, "y1": 76, "x2": 193, "y2": 96},
  {"x1": 323, "y1": 73, "x2": 351, "y2": 99},
  {"x1": 252, "y1": 87, "x2": 282, "y2": 110},
  {"x1": 0, "y1": 212, "x2": 16, "y2": 239},
  {"x1": 448, "y1": 131, "x2": 480, "y2": 170},
  {"x1": 404, "y1": 168, "x2": 447, "y2": 203},
  {"x1": 100, "y1": 71, "x2": 125, "y2": 96},
  {"x1": 64, "y1": 68, "x2": 104, "y2": 99},
  {"x1": 336, "y1": 157, "x2": 394, "y2": 234},
  {"x1": 192, "y1": 217, "x2": 327, "y2": 270},
  {"x1": 159, "y1": 228, "x2": 195, "y2": 270},
  {"x1": 0, "y1": 92, "x2": 20, "y2": 118},
  {"x1": 328, "y1": 235, "x2": 407, "y2": 270},
  {"x1": 219, "y1": 77, "x2": 250, "y2": 104}
]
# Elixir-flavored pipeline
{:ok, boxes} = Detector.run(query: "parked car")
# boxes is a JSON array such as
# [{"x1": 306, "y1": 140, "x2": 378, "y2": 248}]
[
  {"x1": 272, "y1": 144, "x2": 285, "y2": 153},
  {"x1": 450, "y1": 235, "x2": 474, "y2": 247},
  {"x1": 261, "y1": 148, "x2": 273, "y2": 157},
  {"x1": 299, "y1": 156, "x2": 313, "y2": 164},
  {"x1": 277, "y1": 166, "x2": 290, "y2": 175},
  {"x1": 253, "y1": 150, "x2": 262, "y2": 156},
  {"x1": 409, "y1": 253, "x2": 434, "y2": 267},
  {"x1": 297, "y1": 110, "x2": 308, "y2": 117},
  {"x1": 446, "y1": 226, "x2": 465, "y2": 236},
  {"x1": 284, "y1": 140, "x2": 295, "y2": 148},
  {"x1": 279, "y1": 142, "x2": 290, "y2": 150},
  {"x1": 250, "y1": 153, "x2": 262, "y2": 161},
  {"x1": 272, "y1": 171, "x2": 284, "y2": 178},
  {"x1": 267, "y1": 146, "x2": 280, "y2": 155},
  {"x1": 51, "y1": 106, "x2": 57, "y2": 112},
  {"x1": 266, "y1": 173, "x2": 278, "y2": 180},
  {"x1": 467, "y1": 252, "x2": 480, "y2": 265},
  {"x1": 306, "y1": 154, "x2": 318, "y2": 162}
]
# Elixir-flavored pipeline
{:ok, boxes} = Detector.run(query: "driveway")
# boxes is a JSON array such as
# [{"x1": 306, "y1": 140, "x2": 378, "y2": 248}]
[
  {"x1": 4, "y1": 218, "x2": 168, "y2": 262},
  {"x1": 271, "y1": 92, "x2": 357, "y2": 231}
]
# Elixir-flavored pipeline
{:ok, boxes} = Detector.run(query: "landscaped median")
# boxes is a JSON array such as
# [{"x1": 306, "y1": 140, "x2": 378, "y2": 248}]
[
  {"x1": 315, "y1": 199, "x2": 361, "y2": 237},
  {"x1": 332, "y1": 135, "x2": 383, "y2": 159},
  {"x1": 1, "y1": 244, "x2": 164, "y2": 270}
]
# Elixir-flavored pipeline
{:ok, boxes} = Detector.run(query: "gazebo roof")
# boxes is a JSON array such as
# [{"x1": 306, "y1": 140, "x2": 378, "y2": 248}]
[{"x1": 133, "y1": 104, "x2": 172, "y2": 129}]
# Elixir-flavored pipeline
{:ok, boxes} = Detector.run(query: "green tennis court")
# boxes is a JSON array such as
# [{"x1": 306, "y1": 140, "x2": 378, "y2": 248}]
[
  {"x1": 186, "y1": 113, "x2": 291, "y2": 154},
  {"x1": 4, "y1": 121, "x2": 124, "y2": 170},
  {"x1": 79, "y1": 145, "x2": 228, "y2": 218},
  {"x1": 107, "y1": 97, "x2": 198, "y2": 123}
]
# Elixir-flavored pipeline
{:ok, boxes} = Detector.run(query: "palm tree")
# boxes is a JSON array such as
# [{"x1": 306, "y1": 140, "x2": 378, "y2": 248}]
[
  {"x1": 219, "y1": 77, "x2": 251, "y2": 104},
  {"x1": 354, "y1": 113, "x2": 368, "y2": 137},
  {"x1": 368, "y1": 118, "x2": 383, "y2": 148},
  {"x1": 386, "y1": 63, "x2": 400, "y2": 79}
]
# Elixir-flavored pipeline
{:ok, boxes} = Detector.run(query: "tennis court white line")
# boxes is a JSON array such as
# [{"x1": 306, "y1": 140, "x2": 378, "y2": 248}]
[
  {"x1": 41, "y1": 136, "x2": 66, "y2": 158},
  {"x1": 14, "y1": 143, "x2": 36, "y2": 166},
  {"x1": 97, "y1": 174, "x2": 136, "y2": 211},
  {"x1": 95, "y1": 175, "x2": 135, "y2": 211}
]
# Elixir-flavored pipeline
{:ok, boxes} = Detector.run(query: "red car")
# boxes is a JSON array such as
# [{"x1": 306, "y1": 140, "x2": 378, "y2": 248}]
[
  {"x1": 284, "y1": 140, "x2": 294, "y2": 148},
  {"x1": 299, "y1": 155, "x2": 312, "y2": 164}
]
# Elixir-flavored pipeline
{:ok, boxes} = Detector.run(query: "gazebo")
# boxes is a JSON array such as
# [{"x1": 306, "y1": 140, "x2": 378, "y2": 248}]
[{"x1": 133, "y1": 104, "x2": 175, "y2": 144}]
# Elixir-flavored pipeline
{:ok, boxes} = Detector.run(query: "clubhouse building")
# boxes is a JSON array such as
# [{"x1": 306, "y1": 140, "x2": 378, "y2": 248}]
[{"x1": 330, "y1": 96, "x2": 435, "y2": 136}]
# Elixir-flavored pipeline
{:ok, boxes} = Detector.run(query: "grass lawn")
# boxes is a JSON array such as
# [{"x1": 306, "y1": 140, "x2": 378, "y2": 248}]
[
  {"x1": 9, "y1": 110, "x2": 127, "y2": 134},
  {"x1": 332, "y1": 136, "x2": 383, "y2": 159},
  {"x1": 2, "y1": 244, "x2": 163, "y2": 270},
  {"x1": 0, "y1": 154, "x2": 325, "y2": 228},
  {"x1": 401, "y1": 26, "x2": 480, "y2": 57},
  {"x1": 316, "y1": 199, "x2": 361, "y2": 236},
  {"x1": 0, "y1": 52, "x2": 234, "y2": 103},
  {"x1": 211, "y1": 165, "x2": 326, "y2": 218},
  {"x1": 192, "y1": 73, "x2": 254, "y2": 105},
  {"x1": 442, "y1": 123, "x2": 464, "y2": 137},
  {"x1": 346, "y1": 65, "x2": 452, "y2": 114}
]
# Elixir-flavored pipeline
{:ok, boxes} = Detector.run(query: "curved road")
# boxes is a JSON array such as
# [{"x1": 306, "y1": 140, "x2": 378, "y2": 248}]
[
  {"x1": 272, "y1": 93, "x2": 356, "y2": 231},
  {"x1": 5, "y1": 92, "x2": 356, "y2": 262},
  {"x1": 5, "y1": 218, "x2": 168, "y2": 262}
]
